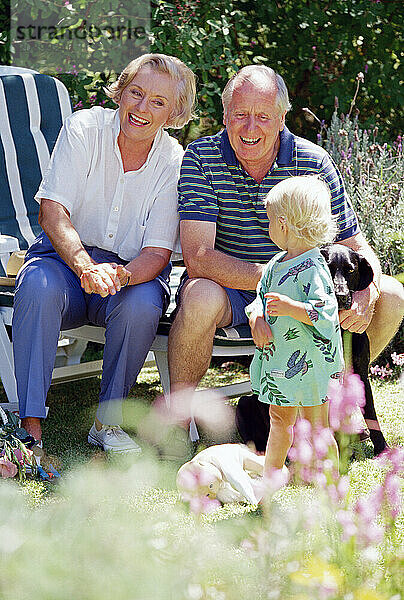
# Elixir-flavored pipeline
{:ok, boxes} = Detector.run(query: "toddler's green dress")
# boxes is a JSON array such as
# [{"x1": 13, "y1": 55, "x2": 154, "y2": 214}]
[{"x1": 246, "y1": 248, "x2": 344, "y2": 407}]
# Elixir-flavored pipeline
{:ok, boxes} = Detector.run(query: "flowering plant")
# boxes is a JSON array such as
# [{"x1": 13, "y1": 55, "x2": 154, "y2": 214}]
[
  {"x1": 0, "y1": 407, "x2": 37, "y2": 481},
  {"x1": 370, "y1": 352, "x2": 404, "y2": 381}
]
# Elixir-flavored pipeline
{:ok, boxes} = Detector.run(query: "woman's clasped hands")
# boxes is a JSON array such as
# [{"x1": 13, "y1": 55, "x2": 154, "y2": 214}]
[{"x1": 80, "y1": 262, "x2": 132, "y2": 297}]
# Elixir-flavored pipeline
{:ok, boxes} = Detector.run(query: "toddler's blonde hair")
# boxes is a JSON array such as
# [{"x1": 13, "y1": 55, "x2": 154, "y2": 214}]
[{"x1": 264, "y1": 175, "x2": 338, "y2": 246}]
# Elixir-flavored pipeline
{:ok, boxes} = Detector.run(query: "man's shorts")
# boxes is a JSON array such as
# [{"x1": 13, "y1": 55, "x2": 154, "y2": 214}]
[{"x1": 175, "y1": 272, "x2": 256, "y2": 327}]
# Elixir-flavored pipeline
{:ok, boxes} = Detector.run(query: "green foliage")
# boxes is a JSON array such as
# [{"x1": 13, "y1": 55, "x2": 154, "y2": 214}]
[
  {"x1": 150, "y1": 0, "x2": 403, "y2": 142},
  {"x1": 318, "y1": 109, "x2": 403, "y2": 277},
  {"x1": 1, "y1": 0, "x2": 402, "y2": 142},
  {"x1": 150, "y1": 0, "x2": 244, "y2": 142},
  {"x1": 3, "y1": 0, "x2": 149, "y2": 74},
  {"x1": 53, "y1": 69, "x2": 116, "y2": 111},
  {"x1": 0, "y1": 0, "x2": 10, "y2": 64}
]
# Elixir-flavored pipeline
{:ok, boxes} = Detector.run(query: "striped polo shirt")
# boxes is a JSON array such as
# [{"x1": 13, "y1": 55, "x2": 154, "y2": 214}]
[{"x1": 178, "y1": 127, "x2": 359, "y2": 263}]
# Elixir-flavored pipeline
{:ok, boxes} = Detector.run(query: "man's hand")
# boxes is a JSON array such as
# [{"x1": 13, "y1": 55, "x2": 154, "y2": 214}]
[
  {"x1": 80, "y1": 263, "x2": 131, "y2": 297},
  {"x1": 338, "y1": 285, "x2": 378, "y2": 334},
  {"x1": 250, "y1": 315, "x2": 273, "y2": 348}
]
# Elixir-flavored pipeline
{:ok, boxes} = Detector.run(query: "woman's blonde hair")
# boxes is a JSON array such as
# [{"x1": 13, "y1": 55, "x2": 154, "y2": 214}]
[
  {"x1": 105, "y1": 53, "x2": 197, "y2": 129},
  {"x1": 264, "y1": 175, "x2": 338, "y2": 246}
]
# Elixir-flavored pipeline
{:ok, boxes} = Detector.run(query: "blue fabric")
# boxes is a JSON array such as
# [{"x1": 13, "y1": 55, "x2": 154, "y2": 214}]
[
  {"x1": 12, "y1": 234, "x2": 170, "y2": 423},
  {"x1": 0, "y1": 134, "x2": 18, "y2": 243},
  {"x1": 0, "y1": 74, "x2": 69, "y2": 260},
  {"x1": 35, "y1": 74, "x2": 67, "y2": 153},
  {"x1": 3, "y1": 76, "x2": 43, "y2": 242},
  {"x1": 225, "y1": 287, "x2": 257, "y2": 327}
]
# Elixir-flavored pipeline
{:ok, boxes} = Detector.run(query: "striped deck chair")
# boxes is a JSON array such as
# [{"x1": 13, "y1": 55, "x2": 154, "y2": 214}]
[{"x1": 0, "y1": 72, "x2": 97, "y2": 407}]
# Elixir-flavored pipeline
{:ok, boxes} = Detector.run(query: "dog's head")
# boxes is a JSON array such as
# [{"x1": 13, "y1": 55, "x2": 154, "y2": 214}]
[{"x1": 320, "y1": 244, "x2": 374, "y2": 309}]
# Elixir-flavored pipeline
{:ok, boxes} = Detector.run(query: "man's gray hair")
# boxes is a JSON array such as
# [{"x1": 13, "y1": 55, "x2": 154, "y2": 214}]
[{"x1": 222, "y1": 65, "x2": 292, "y2": 116}]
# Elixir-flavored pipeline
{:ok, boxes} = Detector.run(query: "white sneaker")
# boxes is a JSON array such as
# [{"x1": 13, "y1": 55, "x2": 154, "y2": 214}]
[{"x1": 88, "y1": 423, "x2": 142, "y2": 454}]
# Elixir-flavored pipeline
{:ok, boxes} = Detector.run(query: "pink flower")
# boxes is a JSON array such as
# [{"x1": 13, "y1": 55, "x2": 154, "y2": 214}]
[
  {"x1": 328, "y1": 372, "x2": 366, "y2": 433},
  {"x1": 384, "y1": 473, "x2": 401, "y2": 518},
  {"x1": 354, "y1": 486, "x2": 383, "y2": 523},
  {"x1": 327, "y1": 475, "x2": 349, "y2": 505},
  {"x1": 336, "y1": 509, "x2": 357, "y2": 540},
  {"x1": 295, "y1": 418, "x2": 312, "y2": 438},
  {"x1": 259, "y1": 467, "x2": 289, "y2": 502},
  {"x1": 313, "y1": 428, "x2": 334, "y2": 459},
  {"x1": 391, "y1": 352, "x2": 404, "y2": 367},
  {"x1": 188, "y1": 495, "x2": 221, "y2": 515},
  {"x1": 376, "y1": 447, "x2": 404, "y2": 475},
  {"x1": 370, "y1": 364, "x2": 393, "y2": 379},
  {"x1": 0, "y1": 457, "x2": 18, "y2": 478},
  {"x1": 289, "y1": 439, "x2": 313, "y2": 465},
  {"x1": 154, "y1": 389, "x2": 233, "y2": 440},
  {"x1": 357, "y1": 521, "x2": 384, "y2": 546}
]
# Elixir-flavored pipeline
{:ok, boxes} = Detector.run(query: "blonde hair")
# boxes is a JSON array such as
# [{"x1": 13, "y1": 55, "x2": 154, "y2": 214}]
[
  {"x1": 222, "y1": 65, "x2": 291, "y2": 117},
  {"x1": 264, "y1": 176, "x2": 338, "y2": 246},
  {"x1": 105, "y1": 53, "x2": 197, "y2": 129}
]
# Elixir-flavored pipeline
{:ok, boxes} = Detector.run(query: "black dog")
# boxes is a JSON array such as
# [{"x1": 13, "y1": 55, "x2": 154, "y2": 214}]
[{"x1": 236, "y1": 244, "x2": 388, "y2": 456}]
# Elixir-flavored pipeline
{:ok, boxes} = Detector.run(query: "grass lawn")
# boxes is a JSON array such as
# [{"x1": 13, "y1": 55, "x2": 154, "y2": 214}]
[
  {"x1": 0, "y1": 360, "x2": 403, "y2": 599},
  {"x1": 0, "y1": 357, "x2": 402, "y2": 501}
]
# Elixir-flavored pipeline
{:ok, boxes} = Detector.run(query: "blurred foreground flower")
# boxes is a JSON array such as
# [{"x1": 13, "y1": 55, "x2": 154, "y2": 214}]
[
  {"x1": 328, "y1": 371, "x2": 366, "y2": 433},
  {"x1": 0, "y1": 456, "x2": 18, "y2": 478},
  {"x1": 376, "y1": 446, "x2": 404, "y2": 475},
  {"x1": 256, "y1": 465, "x2": 289, "y2": 503},
  {"x1": 151, "y1": 388, "x2": 235, "y2": 441},
  {"x1": 176, "y1": 460, "x2": 221, "y2": 515}
]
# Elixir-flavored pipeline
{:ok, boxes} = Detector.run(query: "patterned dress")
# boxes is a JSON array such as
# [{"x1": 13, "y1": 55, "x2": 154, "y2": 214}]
[{"x1": 246, "y1": 248, "x2": 344, "y2": 407}]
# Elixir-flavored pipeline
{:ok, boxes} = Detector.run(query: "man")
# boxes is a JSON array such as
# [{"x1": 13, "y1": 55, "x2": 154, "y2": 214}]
[{"x1": 168, "y1": 65, "x2": 404, "y2": 400}]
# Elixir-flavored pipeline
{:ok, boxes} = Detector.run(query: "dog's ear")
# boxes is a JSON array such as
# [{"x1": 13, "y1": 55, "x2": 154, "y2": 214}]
[
  {"x1": 357, "y1": 254, "x2": 374, "y2": 291},
  {"x1": 320, "y1": 245, "x2": 331, "y2": 262}
]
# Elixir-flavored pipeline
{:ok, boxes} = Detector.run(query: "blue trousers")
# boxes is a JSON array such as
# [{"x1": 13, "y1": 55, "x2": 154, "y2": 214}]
[{"x1": 12, "y1": 234, "x2": 169, "y2": 424}]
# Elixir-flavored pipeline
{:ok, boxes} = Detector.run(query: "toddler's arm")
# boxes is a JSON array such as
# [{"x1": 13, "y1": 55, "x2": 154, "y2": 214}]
[
  {"x1": 245, "y1": 296, "x2": 273, "y2": 348},
  {"x1": 249, "y1": 313, "x2": 273, "y2": 348},
  {"x1": 264, "y1": 292, "x2": 314, "y2": 325}
]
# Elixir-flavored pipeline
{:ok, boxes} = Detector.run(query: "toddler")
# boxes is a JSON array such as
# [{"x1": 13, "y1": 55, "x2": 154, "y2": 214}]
[{"x1": 246, "y1": 175, "x2": 344, "y2": 476}]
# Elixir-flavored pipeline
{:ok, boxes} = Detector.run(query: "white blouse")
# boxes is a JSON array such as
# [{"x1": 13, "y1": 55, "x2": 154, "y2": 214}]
[{"x1": 35, "y1": 107, "x2": 184, "y2": 260}]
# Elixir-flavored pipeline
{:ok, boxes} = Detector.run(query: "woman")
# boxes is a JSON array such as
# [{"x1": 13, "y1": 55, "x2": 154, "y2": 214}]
[{"x1": 12, "y1": 54, "x2": 196, "y2": 453}]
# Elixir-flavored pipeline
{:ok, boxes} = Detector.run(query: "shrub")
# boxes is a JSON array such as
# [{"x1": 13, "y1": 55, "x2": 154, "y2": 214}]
[{"x1": 318, "y1": 102, "x2": 403, "y2": 277}]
